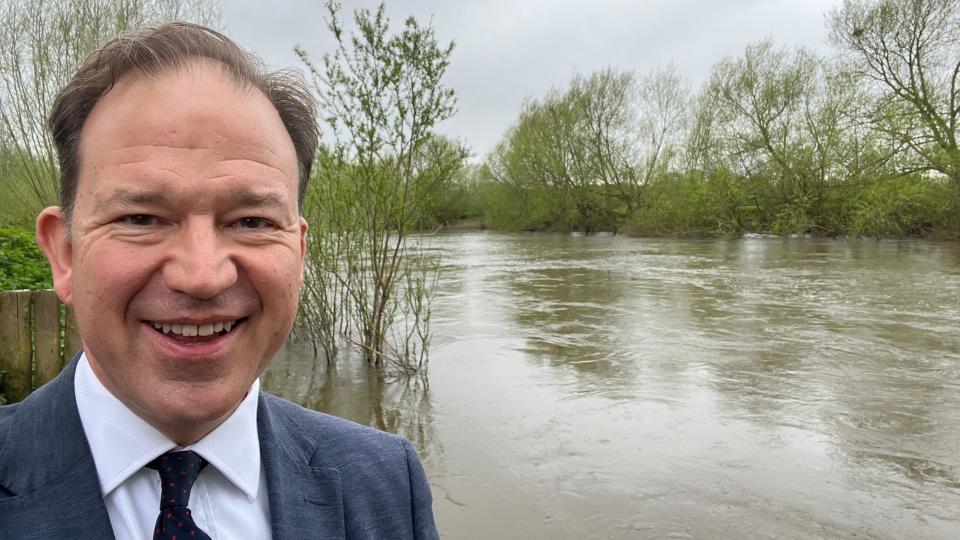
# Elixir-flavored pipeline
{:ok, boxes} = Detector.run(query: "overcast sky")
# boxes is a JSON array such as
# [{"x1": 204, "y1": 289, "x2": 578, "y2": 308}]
[{"x1": 222, "y1": 0, "x2": 843, "y2": 160}]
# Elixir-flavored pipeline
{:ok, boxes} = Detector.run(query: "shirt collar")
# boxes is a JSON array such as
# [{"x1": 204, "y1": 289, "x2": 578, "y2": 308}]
[{"x1": 74, "y1": 352, "x2": 262, "y2": 502}]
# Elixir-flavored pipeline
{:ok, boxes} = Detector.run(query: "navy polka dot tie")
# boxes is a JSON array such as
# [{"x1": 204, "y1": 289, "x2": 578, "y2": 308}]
[{"x1": 146, "y1": 451, "x2": 213, "y2": 540}]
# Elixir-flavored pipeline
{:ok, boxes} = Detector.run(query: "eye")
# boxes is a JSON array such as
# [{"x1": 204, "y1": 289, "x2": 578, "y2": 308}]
[
  {"x1": 121, "y1": 214, "x2": 157, "y2": 226},
  {"x1": 233, "y1": 217, "x2": 274, "y2": 229}
]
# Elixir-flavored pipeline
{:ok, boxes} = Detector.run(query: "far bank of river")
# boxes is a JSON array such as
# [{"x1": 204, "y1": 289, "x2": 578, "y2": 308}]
[{"x1": 264, "y1": 232, "x2": 960, "y2": 539}]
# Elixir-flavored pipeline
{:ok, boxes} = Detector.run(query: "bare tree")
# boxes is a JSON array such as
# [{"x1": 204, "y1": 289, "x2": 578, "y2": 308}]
[
  {"x1": 0, "y1": 0, "x2": 221, "y2": 211},
  {"x1": 829, "y1": 0, "x2": 960, "y2": 184},
  {"x1": 707, "y1": 39, "x2": 817, "y2": 198},
  {"x1": 571, "y1": 69, "x2": 640, "y2": 215},
  {"x1": 635, "y1": 65, "x2": 690, "y2": 191}
]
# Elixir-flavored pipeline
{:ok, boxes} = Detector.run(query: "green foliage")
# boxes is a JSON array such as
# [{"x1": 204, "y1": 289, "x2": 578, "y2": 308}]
[
  {"x1": 770, "y1": 193, "x2": 817, "y2": 236},
  {"x1": 0, "y1": 227, "x2": 52, "y2": 290},
  {"x1": 475, "y1": 0, "x2": 960, "y2": 239},
  {"x1": 843, "y1": 176, "x2": 957, "y2": 237},
  {"x1": 625, "y1": 170, "x2": 747, "y2": 236},
  {"x1": 483, "y1": 69, "x2": 648, "y2": 232},
  {"x1": 478, "y1": 179, "x2": 615, "y2": 232},
  {"x1": 0, "y1": 151, "x2": 47, "y2": 228},
  {"x1": 409, "y1": 136, "x2": 473, "y2": 228},
  {"x1": 296, "y1": 1, "x2": 459, "y2": 375},
  {"x1": 476, "y1": 177, "x2": 528, "y2": 230}
]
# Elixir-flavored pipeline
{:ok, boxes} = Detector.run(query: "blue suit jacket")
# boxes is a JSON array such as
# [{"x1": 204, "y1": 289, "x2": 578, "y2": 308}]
[{"x1": 0, "y1": 357, "x2": 439, "y2": 539}]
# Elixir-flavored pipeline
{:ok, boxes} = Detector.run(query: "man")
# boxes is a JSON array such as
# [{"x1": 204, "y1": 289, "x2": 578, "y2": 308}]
[{"x1": 0, "y1": 22, "x2": 439, "y2": 540}]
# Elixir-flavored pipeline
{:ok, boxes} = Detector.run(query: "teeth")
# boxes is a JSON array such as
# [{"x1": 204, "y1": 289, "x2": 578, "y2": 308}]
[{"x1": 151, "y1": 320, "x2": 239, "y2": 336}]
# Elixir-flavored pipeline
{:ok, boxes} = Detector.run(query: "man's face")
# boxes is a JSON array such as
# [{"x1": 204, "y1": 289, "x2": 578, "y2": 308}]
[{"x1": 38, "y1": 63, "x2": 306, "y2": 442}]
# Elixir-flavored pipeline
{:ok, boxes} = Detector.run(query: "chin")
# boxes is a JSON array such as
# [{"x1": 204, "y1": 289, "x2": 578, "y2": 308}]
[{"x1": 148, "y1": 388, "x2": 243, "y2": 433}]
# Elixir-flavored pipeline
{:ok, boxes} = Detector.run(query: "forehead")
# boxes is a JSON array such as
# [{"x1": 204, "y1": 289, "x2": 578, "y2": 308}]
[{"x1": 78, "y1": 61, "x2": 298, "y2": 183}]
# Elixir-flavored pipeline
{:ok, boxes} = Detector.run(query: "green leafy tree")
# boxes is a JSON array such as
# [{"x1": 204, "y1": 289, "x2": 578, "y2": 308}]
[
  {"x1": 476, "y1": 3, "x2": 959, "y2": 238},
  {"x1": 297, "y1": 1, "x2": 459, "y2": 374},
  {"x1": 705, "y1": 40, "x2": 871, "y2": 233},
  {"x1": 488, "y1": 90, "x2": 589, "y2": 230},
  {"x1": 410, "y1": 134, "x2": 471, "y2": 228},
  {"x1": 486, "y1": 69, "x2": 654, "y2": 231},
  {"x1": 570, "y1": 69, "x2": 641, "y2": 217}
]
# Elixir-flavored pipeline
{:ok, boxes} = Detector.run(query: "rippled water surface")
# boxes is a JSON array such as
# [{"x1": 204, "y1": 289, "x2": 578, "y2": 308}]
[{"x1": 263, "y1": 232, "x2": 960, "y2": 539}]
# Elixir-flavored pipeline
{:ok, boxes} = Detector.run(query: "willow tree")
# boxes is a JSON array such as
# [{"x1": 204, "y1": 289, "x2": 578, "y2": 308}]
[
  {"x1": 707, "y1": 41, "x2": 819, "y2": 198},
  {"x1": 486, "y1": 69, "x2": 658, "y2": 231},
  {"x1": 0, "y1": 0, "x2": 221, "y2": 215},
  {"x1": 634, "y1": 65, "x2": 691, "y2": 194},
  {"x1": 569, "y1": 69, "x2": 640, "y2": 218},
  {"x1": 489, "y1": 89, "x2": 587, "y2": 229},
  {"x1": 296, "y1": 1, "x2": 458, "y2": 375},
  {"x1": 830, "y1": 0, "x2": 960, "y2": 185},
  {"x1": 705, "y1": 40, "x2": 870, "y2": 232}
]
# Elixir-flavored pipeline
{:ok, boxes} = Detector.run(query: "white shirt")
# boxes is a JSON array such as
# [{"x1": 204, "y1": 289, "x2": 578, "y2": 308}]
[{"x1": 74, "y1": 353, "x2": 273, "y2": 540}]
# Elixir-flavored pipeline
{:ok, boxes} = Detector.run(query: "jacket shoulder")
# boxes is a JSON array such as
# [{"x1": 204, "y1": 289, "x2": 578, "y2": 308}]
[{"x1": 259, "y1": 392, "x2": 440, "y2": 539}]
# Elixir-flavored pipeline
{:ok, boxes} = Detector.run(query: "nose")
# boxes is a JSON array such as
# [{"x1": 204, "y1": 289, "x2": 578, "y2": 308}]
[{"x1": 162, "y1": 218, "x2": 238, "y2": 299}]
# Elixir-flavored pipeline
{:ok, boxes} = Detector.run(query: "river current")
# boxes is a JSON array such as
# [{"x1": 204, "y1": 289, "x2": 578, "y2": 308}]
[{"x1": 263, "y1": 232, "x2": 960, "y2": 539}]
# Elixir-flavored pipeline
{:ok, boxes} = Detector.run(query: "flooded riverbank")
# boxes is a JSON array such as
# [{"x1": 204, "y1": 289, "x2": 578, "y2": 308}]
[{"x1": 264, "y1": 232, "x2": 960, "y2": 539}]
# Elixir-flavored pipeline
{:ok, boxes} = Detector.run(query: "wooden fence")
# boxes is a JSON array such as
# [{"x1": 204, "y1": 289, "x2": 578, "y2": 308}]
[{"x1": 0, "y1": 289, "x2": 82, "y2": 403}]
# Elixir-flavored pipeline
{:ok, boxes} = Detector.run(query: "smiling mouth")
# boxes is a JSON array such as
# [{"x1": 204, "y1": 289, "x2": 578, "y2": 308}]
[{"x1": 145, "y1": 318, "x2": 245, "y2": 342}]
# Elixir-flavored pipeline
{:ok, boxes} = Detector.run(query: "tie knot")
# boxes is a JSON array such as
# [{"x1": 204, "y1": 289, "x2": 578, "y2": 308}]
[{"x1": 146, "y1": 451, "x2": 208, "y2": 509}]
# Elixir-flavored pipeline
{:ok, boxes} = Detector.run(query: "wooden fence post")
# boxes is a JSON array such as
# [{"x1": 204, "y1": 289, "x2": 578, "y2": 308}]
[
  {"x1": 34, "y1": 290, "x2": 62, "y2": 388},
  {"x1": 0, "y1": 291, "x2": 33, "y2": 402}
]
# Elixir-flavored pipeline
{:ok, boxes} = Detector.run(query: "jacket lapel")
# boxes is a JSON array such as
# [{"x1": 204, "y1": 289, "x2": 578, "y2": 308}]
[
  {"x1": 0, "y1": 360, "x2": 349, "y2": 539},
  {"x1": 258, "y1": 393, "x2": 346, "y2": 540},
  {"x1": 0, "y1": 355, "x2": 114, "y2": 539}
]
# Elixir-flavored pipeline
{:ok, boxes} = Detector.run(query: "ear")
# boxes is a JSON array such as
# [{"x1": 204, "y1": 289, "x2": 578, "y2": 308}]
[
  {"x1": 35, "y1": 207, "x2": 74, "y2": 305},
  {"x1": 298, "y1": 216, "x2": 309, "y2": 277}
]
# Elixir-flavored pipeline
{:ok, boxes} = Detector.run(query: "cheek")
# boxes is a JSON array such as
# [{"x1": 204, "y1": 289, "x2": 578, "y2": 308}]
[
  {"x1": 258, "y1": 262, "x2": 302, "y2": 318},
  {"x1": 274, "y1": 270, "x2": 302, "y2": 310},
  {"x1": 75, "y1": 245, "x2": 156, "y2": 307}
]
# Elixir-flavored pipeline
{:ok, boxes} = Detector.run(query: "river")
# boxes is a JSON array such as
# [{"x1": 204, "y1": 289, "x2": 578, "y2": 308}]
[{"x1": 262, "y1": 231, "x2": 960, "y2": 539}]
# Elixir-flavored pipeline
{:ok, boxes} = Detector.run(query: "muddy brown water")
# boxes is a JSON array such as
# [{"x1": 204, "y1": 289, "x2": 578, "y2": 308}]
[{"x1": 263, "y1": 232, "x2": 960, "y2": 539}]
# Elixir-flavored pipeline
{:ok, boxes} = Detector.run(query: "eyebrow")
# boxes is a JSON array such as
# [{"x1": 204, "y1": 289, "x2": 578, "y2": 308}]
[
  {"x1": 103, "y1": 189, "x2": 173, "y2": 207},
  {"x1": 102, "y1": 189, "x2": 287, "y2": 209},
  {"x1": 230, "y1": 191, "x2": 287, "y2": 210}
]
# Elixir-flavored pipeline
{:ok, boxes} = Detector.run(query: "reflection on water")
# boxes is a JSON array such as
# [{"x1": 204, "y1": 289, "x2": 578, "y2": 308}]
[
  {"x1": 263, "y1": 232, "x2": 960, "y2": 539},
  {"x1": 263, "y1": 343, "x2": 437, "y2": 463}
]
